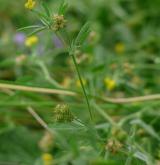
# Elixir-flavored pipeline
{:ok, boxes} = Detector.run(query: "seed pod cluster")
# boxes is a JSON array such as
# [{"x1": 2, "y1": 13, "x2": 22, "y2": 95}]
[
  {"x1": 52, "y1": 14, "x2": 67, "y2": 31},
  {"x1": 54, "y1": 104, "x2": 74, "y2": 123}
]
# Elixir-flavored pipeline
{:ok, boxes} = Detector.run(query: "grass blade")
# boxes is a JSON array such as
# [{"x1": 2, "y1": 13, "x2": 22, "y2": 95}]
[{"x1": 17, "y1": 25, "x2": 42, "y2": 31}]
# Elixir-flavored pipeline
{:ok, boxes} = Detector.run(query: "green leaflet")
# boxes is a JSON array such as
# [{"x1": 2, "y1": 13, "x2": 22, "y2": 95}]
[
  {"x1": 27, "y1": 26, "x2": 46, "y2": 36},
  {"x1": 74, "y1": 22, "x2": 90, "y2": 46},
  {"x1": 69, "y1": 22, "x2": 91, "y2": 55},
  {"x1": 42, "y1": 2, "x2": 51, "y2": 18},
  {"x1": 17, "y1": 25, "x2": 42, "y2": 31},
  {"x1": 58, "y1": 0, "x2": 68, "y2": 15}
]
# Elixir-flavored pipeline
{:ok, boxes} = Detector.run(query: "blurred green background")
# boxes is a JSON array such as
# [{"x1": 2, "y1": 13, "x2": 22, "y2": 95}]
[{"x1": 0, "y1": 0, "x2": 160, "y2": 164}]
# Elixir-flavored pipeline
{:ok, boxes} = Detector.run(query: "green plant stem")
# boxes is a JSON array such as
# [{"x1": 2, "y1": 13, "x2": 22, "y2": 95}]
[
  {"x1": 27, "y1": 106, "x2": 54, "y2": 135},
  {"x1": 27, "y1": 106, "x2": 69, "y2": 148},
  {"x1": 93, "y1": 102, "x2": 117, "y2": 127},
  {"x1": 71, "y1": 54, "x2": 93, "y2": 120},
  {"x1": 55, "y1": 32, "x2": 93, "y2": 120},
  {"x1": 37, "y1": 60, "x2": 63, "y2": 89}
]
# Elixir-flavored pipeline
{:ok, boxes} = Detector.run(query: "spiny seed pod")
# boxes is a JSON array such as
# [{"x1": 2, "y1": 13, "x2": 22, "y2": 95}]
[
  {"x1": 54, "y1": 104, "x2": 74, "y2": 123},
  {"x1": 52, "y1": 14, "x2": 67, "y2": 31}
]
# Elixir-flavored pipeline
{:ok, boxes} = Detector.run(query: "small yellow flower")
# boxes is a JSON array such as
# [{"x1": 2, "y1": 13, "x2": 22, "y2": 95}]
[
  {"x1": 42, "y1": 153, "x2": 53, "y2": 165},
  {"x1": 76, "y1": 79, "x2": 87, "y2": 88},
  {"x1": 25, "y1": 0, "x2": 36, "y2": 10},
  {"x1": 25, "y1": 36, "x2": 38, "y2": 47},
  {"x1": 104, "y1": 77, "x2": 116, "y2": 91},
  {"x1": 114, "y1": 42, "x2": 125, "y2": 54}
]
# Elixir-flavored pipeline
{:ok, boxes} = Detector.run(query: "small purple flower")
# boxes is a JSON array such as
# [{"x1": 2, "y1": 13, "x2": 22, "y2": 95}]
[
  {"x1": 14, "y1": 33, "x2": 26, "y2": 45},
  {"x1": 53, "y1": 35, "x2": 63, "y2": 48}
]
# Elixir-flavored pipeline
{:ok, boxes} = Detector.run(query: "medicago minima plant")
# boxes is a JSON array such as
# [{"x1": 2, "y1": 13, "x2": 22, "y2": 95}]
[
  {"x1": 16, "y1": 1, "x2": 160, "y2": 164},
  {"x1": 20, "y1": 0, "x2": 93, "y2": 120}
]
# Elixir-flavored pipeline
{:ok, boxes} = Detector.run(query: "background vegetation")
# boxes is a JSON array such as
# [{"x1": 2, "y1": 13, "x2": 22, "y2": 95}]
[{"x1": 0, "y1": 0, "x2": 160, "y2": 164}]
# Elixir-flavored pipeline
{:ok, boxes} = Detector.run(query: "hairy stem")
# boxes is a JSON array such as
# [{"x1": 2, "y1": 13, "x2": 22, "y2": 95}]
[
  {"x1": 55, "y1": 32, "x2": 93, "y2": 120},
  {"x1": 71, "y1": 54, "x2": 93, "y2": 120}
]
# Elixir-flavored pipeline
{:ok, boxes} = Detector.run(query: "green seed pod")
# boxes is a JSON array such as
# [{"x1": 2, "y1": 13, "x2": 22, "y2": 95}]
[{"x1": 54, "y1": 104, "x2": 74, "y2": 123}]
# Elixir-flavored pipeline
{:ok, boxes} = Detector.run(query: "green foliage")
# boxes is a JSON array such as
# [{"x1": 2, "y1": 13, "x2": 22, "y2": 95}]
[
  {"x1": 0, "y1": 0, "x2": 160, "y2": 164},
  {"x1": 42, "y1": 2, "x2": 51, "y2": 18},
  {"x1": 58, "y1": 0, "x2": 68, "y2": 15},
  {"x1": 75, "y1": 22, "x2": 90, "y2": 47},
  {"x1": 0, "y1": 127, "x2": 41, "y2": 165}
]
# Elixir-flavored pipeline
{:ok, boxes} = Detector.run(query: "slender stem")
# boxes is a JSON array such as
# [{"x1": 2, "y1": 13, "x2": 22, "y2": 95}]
[
  {"x1": 37, "y1": 61, "x2": 63, "y2": 89},
  {"x1": 54, "y1": 32, "x2": 93, "y2": 120},
  {"x1": 0, "y1": 82, "x2": 160, "y2": 104},
  {"x1": 27, "y1": 106, "x2": 54, "y2": 135},
  {"x1": 71, "y1": 54, "x2": 93, "y2": 120},
  {"x1": 101, "y1": 95, "x2": 160, "y2": 103},
  {"x1": 0, "y1": 83, "x2": 76, "y2": 96},
  {"x1": 27, "y1": 106, "x2": 69, "y2": 147},
  {"x1": 93, "y1": 102, "x2": 117, "y2": 127}
]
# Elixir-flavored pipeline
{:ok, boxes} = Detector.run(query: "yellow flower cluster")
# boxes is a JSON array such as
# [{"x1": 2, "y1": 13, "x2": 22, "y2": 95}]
[
  {"x1": 25, "y1": 36, "x2": 38, "y2": 47},
  {"x1": 104, "y1": 77, "x2": 116, "y2": 91},
  {"x1": 42, "y1": 153, "x2": 53, "y2": 165},
  {"x1": 25, "y1": 0, "x2": 36, "y2": 10},
  {"x1": 114, "y1": 42, "x2": 125, "y2": 54}
]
